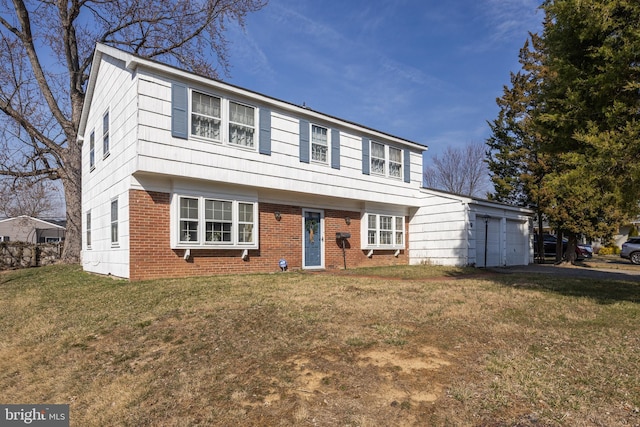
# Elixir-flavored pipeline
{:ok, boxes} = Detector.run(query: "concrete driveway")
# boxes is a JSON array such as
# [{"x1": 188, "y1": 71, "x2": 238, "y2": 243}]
[{"x1": 490, "y1": 260, "x2": 640, "y2": 282}]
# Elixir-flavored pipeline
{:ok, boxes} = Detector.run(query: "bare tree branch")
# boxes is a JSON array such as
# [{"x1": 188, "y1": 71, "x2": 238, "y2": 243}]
[
  {"x1": 424, "y1": 141, "x2": 492, "y2": 198},
  {"x1": 0, "y1": 0, "x2": 267, "y2": 262}
]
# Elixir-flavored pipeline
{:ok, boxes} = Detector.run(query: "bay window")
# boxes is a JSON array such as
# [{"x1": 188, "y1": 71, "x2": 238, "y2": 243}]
[
  {"x1": 364, "y1": 213, "x2": 404, "y2": 249},
  {"x1": 176, "y1": 195, "x2": 258, "y2": 248}
]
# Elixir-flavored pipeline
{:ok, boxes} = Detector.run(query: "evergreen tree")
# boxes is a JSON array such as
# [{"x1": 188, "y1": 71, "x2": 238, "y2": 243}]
[
  {"x1": 487, "y1": 35, "x2": 546, "y2": 208},
  {"x1": 488, "y1": 0, "x2": 640, "y2": 263},
  {"x1": 537, "y1": 0, "x2": 640, "y2": 261}
]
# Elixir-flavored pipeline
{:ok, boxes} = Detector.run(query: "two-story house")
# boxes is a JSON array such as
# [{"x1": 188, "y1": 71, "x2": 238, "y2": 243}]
[{"x1": 79, "y1": 44, "x2": 532, "y2": 280}]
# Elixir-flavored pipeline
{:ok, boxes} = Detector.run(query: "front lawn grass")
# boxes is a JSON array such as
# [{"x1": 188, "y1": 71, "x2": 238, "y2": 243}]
[{"x1": 1, "y1": 265, "x2": 639, "y2": 426}]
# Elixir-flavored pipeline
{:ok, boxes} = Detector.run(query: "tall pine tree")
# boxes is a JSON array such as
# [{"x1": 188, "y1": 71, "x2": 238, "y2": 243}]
[
  {"x1": 488, "y1": 0, "x2": 640, "y2": 263},
  {"x1": 538, "y1": 0, "x2": 640, "y2": 261}
]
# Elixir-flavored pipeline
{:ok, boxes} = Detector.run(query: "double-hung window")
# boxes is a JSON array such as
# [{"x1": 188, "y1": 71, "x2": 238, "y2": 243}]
[
  {"x1": 364, "y1": 213, "x2": 404, "y2": 249},
  {"x1": 371, "y1": 141, "x2": 386, "y2": 175},
  {"x1": 179, "y1": 197, "x2": 200, "y2": 243},
  {"x1": 176, "y1": 195, "x2": 258, "y2": 248},
  {"x1": 237, "y1": 202, "x2": 255, "y2": 243},
  {"x1": 110, "y1": 199, "x2": 118, "y2": 245},
  {"x1": 86, "y1": 211, "x2": 92, "y2": 249},
  {"x1": 89, "y1": 131, "x2": 95, "y2": 170},
  {"x1": 370, "y1": 141, "x2": 403, "y2": 179},
  {"x1": 229, "y1": 101, "x2": 255, "y2": 147},
  {"x1": 311, "y1": 124, "x2": 329, "y2": 163},
  {"x1": 190, "y1": 90, "x2": 256, "y2": 149},
  {"x1": 389, "y1": 147, "x2": 402, "y2": 178},
  {"x1": 192, "y1": 91, "x2": 221, "y2": 141},
  {"x1": 103, "y1": 111, "x2": 110, "y2": 157}
]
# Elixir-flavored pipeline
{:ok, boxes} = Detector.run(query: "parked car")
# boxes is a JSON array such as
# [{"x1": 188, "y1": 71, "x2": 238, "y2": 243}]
[
  {"x1": 534, "y1": 234, "x2": 592, "y2": 260},
  {"x1": 620, "y1": 237, "x2": 640, "y2": 264}
]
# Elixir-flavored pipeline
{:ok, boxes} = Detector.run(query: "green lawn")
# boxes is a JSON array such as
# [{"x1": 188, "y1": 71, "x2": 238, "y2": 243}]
[{"x1": 1, "y1": 265, "x2": 639, "y2": 426}]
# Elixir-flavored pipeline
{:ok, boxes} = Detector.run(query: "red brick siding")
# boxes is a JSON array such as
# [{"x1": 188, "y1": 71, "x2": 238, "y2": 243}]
[{"x1": 129, "y1": 189, "x2": 408, "y2": 280}]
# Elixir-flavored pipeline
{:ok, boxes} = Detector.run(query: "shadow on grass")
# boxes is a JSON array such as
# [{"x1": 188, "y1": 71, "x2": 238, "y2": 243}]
[{"x1": 490, "y1": 266, "x2": 640, "y2": 305}]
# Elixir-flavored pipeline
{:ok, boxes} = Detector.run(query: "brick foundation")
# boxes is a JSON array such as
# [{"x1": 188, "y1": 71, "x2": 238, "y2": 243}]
[{"x1": 129, "y1": 189, "x2": 408, "y2": 280}]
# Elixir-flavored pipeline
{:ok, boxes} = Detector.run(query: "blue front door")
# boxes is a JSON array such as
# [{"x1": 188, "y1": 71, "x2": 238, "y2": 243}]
[{"x1": 303, "y1": 210, "x2": 322, "y2": 268}]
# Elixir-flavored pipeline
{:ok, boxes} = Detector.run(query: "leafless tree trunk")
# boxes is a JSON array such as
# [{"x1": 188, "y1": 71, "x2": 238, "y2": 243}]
[
  {"x1": 0, "y1": 0, "x2": 266, "y2": 263},
  {"x1": 424, "y1": 141, "x2": 492, "y2": 198}
]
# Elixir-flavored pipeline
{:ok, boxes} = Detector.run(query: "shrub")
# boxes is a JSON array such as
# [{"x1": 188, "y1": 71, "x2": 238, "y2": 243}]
[{"x1": 598, "y1": 246, "x2": 620, "y2": 255}]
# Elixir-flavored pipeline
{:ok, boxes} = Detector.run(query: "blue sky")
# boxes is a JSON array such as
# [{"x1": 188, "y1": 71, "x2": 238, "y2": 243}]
[{"x1": 225, "y1": 0, "x2": 544, "y2": 162}]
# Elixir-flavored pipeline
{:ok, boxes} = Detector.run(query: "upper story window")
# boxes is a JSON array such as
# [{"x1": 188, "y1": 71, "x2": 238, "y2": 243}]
[
  {"x1": 370, "y1": 141, "x2": 403, "y2": 179},
  {"x1": 191, "y1": 91, "x2": 221, "y2": 141},
  {"x1": 389, "y1": 147, "x2": 402, "y2": 178},
  {"x1": 371, "y1": 141, "x2": 385, "y2": 175},
  {"x1": 311, "y1": 124, "x2": 329, "y2": 163},
  {"x1": 229, "y1": 101, "x2": 255, "y2": 148},
  {"x1": 103, "y1": 111, "x2": 110, "y2": 157},
  {"x1": 365, "y1": 213, "x2": 404, "y2": 249},
  {"x1": 176, "y1": 195, "x2": 258, "y2": 248},
  {"x1": 190, "y1": 90, "x2": 256, "y2": 149},
  {"x1": 89, "y1": 130, "x2": 95, "y2": 170}
]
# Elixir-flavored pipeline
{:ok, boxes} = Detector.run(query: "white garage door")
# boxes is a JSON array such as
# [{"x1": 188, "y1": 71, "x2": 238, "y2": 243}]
[
  {"x1": 477, "y1": 217, "x2": 501, "y2": 267},
  {"x1": 506, "y1": 220, "x2": 527, "y2": 266}
]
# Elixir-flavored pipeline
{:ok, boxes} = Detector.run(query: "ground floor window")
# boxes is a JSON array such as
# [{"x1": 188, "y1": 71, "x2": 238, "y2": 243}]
[
  {"x1": 365, "y1": 213, "x2": 404, "y2": 249},
  {"x1": 175, "y1": 195, "x2": 258, "y2": 248}
]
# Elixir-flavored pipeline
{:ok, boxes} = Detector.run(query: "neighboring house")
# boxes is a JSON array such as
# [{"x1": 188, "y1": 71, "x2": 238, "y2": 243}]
[
  {"x1": 0, "y1": 216, "x2": 66, "y2": 243},
  {"x1": 79, "y1": 44, "x2": 533, "y2": 280}
]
